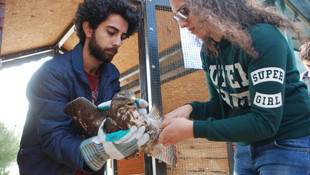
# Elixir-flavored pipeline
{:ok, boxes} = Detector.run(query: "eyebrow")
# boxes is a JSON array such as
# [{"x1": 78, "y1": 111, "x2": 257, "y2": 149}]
[{"x1": 106, "y1": 25, "x2": 128, "y2": 35}]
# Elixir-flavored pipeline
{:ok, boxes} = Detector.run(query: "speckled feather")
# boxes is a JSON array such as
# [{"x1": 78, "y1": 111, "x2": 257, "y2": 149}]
[{"x1": 63, "y1": 90, "x2": 177, "y2": 167}]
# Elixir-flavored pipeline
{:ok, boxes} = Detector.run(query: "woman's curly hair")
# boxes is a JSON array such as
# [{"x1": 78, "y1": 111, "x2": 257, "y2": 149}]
[
  {"x1": 300, "y1": 42, "x2": 310, "y2": 61},
  {"x1": 185, "y1": 0, "x2": 306, "y2": 58},
  {"x1": 74, "y1": 0, "x2": 140, "y2": 45}
]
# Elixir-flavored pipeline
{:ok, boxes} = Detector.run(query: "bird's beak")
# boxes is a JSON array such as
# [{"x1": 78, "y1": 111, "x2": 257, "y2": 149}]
[
  {"x1": 126, "y1": 96, "x2": 136, "y2": 107},
  {"x1": 131, "y1": 96, "x2": 136, "y2": 102}
]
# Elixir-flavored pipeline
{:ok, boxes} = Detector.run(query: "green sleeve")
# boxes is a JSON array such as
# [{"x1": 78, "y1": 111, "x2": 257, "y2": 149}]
[{"x1": 194, "y1": 24, "x2": 290, "y2": 143}]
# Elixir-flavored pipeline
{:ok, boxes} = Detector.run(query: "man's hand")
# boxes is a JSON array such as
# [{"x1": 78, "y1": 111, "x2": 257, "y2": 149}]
[
  {"x1": 135, "y1": 98, "x2": 148, "y2": 117},
  {"x1": 80, "y1": 119, "x2": 150, "y2": 171}
]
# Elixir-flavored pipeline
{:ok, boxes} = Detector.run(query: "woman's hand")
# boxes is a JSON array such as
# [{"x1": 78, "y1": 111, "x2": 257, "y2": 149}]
[
  {"x1": 160, "y1": 104, "x2": 193, "y2": 128},
  {"x1": 157, "y1": 117, "x2": 194, "y2": 146}
]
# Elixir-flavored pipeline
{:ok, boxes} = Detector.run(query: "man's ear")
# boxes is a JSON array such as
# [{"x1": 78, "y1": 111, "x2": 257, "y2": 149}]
[{"x1": 82, "y1": 21, "x2": 93, "y2": 38}]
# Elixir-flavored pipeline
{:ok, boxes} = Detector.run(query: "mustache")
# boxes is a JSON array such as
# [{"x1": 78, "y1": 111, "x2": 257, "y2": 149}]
[{"x1": 104, "y1": 47, "x2": 118, "y2": 55}]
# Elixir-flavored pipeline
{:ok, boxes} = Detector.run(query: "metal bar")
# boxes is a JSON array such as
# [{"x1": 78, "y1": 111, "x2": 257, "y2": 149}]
[
  {"x1": 284, "y1": 0, "x2": 310, "y2": 28},
  {"x1": 55, "y1": 22, "x2": 75, "y2": 49},
  {"x1": 1, "y1": 45, "x2": 55, "y2": 63},
  {"x1": 138, "y1": 0, "x2": 169, "y2": 174},
  {"x1": 1, "y1": 50, "x2": 53, "y2": 69},
  {"x1": 138, "y1": 1, "x2": 153, "y2": 174},
  {"x1": 119, "y1": 67, "x2": 139, "y2": 82},
  {"x1": 113, "y1": 160, "x2": 118, "y2": 175},
  {"x1": 226, "y1": 142, "x2": 235, "y2": 175},
  {"x1": 138, "y1": 5, "x2": 153, "y2": 175}
]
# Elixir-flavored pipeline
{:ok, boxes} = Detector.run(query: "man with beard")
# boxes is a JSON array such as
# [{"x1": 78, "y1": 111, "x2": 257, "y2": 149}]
[{"x1": 17, "y1": 0, "x2": 150, "y2": 175}]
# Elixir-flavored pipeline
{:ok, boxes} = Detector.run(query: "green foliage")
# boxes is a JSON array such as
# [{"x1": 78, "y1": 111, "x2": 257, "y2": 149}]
[{"x1": 0, "y1": 122, "x2": 20, "y2": 175}]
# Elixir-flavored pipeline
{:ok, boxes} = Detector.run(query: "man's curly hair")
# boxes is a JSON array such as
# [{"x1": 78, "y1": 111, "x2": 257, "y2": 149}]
[
  {"x1": 300, "y1": 42, "x2": 310, "y2": 61},
  {"x1": 74, "y1": 0, "x2": 140, "y2": 45}
]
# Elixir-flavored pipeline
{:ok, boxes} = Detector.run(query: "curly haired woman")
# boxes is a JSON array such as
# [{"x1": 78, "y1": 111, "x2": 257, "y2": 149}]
[{"x1": 158, "y1": 0, "x2": 310, "y2": 174}]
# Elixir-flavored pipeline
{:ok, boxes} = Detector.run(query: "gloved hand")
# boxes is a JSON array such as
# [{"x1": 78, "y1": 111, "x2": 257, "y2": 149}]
[
  {"x1": 98, "y1": 97, "x2": 149, "y2": 117},
  {"x1": 80, "y1": 119, "x2": 150, "y2": 171},
  {"x1": 135, "y1": 97, "x2": 148, "y2": 117}
]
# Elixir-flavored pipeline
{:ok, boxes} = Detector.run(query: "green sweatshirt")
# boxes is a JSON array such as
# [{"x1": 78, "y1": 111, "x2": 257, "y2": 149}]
[{"x1": 190, "y1": 23, "x2": 310, "y2": 145}]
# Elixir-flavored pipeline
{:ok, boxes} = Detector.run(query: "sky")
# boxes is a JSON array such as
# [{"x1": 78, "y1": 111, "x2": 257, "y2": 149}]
[
  {"x1": 0, "y1": 57, "x2": 51, "y2": 175},
  {"x1": 0, "y1": 57, "x2": 51, "y2": 137}
]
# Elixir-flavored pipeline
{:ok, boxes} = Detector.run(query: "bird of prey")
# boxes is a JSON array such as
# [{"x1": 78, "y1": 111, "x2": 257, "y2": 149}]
[{"x1": 63, "y1": 90, "x2": 177, "y2": 167}]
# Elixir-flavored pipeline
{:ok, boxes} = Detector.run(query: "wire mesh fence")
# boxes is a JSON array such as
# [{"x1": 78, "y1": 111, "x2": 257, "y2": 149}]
[
  {"x1": 155, "y1": 4, "x2": 232, "y2": 175},
  {"x1": 118, "y1": 1, "x2": 234, "y2": 174}
]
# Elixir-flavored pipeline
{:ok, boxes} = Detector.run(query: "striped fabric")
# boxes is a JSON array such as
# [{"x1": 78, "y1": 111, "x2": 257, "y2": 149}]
[
  {"x1": 80, "y1": 139, "x2": 109, "y2": 171},
  {"x1": 113, "y1": 139, "x2": 138, "y2": 157}
]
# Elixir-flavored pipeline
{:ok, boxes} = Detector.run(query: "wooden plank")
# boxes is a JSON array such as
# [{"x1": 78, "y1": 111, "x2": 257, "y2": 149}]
[
  {"x1": 2, "y1": 0, "x2": 82, "y2": 55},
  {"x1": 117, "y1": 151, "x2": 145, "y2": 175},
  {"x1": 155, "y1": 9, "x2": 181, "y2": 53}
]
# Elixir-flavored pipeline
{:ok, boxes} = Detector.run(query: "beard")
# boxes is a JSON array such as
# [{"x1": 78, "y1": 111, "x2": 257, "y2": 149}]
[{"x1": 88, "y1": 31, "x2": 118, "y2": 63}]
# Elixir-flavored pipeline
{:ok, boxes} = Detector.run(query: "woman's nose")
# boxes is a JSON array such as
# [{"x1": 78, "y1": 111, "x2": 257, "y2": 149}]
[{"x1": 178, "y1": 19, "x2": 188, "y2": 28}]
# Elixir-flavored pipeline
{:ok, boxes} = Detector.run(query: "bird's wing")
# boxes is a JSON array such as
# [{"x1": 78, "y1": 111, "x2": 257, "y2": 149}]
[
  {"x1": 64, "y1": 97, "x2": 107, "y2": 138},
  {"x1": 143, "y1": 105, "x2": 177, "y2": 167},
  {"x1": 147, "y1": 105, "x2": 162, "y2": 127}
]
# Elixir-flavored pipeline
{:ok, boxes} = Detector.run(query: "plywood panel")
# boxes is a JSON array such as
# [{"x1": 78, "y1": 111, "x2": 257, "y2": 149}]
[
  {"x1": 117, "y1": 151, "x2": 145, "y2": 175},
  {"x1": 161, "y1": 70, "x2": 209, "y2": 115},
  {"x1": 1, "y1": 0, "x2": 82, "y2": 55},
  {"x1": 113, "y1": 33, "x2": 139, "y2": 74},
  {"x1": 156, "y1": 9, "x2": 181, "y2": 53}
]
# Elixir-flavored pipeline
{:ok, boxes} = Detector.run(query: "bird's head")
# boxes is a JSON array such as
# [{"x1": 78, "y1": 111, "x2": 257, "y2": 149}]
[
  {"x1": 110, "y1": 90, "x2": 137, "y2": 111},
  {"x1": 109, "y1": 90, "x2": 147, "y2": 130}
]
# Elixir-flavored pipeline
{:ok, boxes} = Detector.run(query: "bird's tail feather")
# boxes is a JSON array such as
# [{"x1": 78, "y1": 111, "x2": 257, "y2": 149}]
[
  {"x1": 147, "y1": 105, "x2": 177, "y2": 167},
  {"x1": 152, "y1": 145, "x2": 177, "y2": 167}
]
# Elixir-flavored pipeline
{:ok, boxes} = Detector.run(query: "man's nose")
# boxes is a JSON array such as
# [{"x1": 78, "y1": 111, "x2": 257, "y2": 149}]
[{"x1": 113, "y1": 37, "x2": 122, "y2": 47}]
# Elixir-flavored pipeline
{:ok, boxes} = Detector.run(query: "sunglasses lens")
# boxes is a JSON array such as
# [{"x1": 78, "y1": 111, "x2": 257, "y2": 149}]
[
  {"x1": 180, "y1": 6, "x2": 189, "y2": 17},
  {"x1": 173, "y1": 5, "x2": 189, "y2": 23}
]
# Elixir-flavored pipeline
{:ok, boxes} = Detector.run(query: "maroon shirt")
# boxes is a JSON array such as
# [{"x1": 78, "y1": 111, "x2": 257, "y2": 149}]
[{"x1": 84, "y1": 70, "x2": 100, "y2": 103}]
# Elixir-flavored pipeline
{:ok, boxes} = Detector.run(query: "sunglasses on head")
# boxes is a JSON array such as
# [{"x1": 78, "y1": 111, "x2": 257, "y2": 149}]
[{"x1": 173, "y1": 4, "x2": 190, "y2": 23}]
